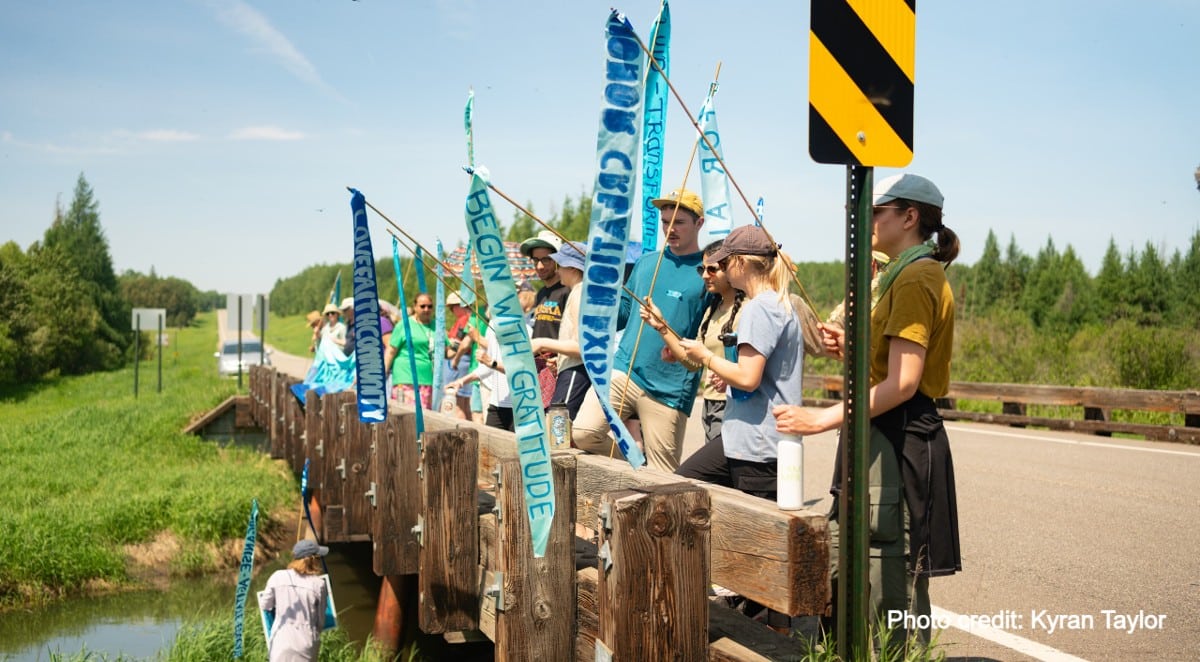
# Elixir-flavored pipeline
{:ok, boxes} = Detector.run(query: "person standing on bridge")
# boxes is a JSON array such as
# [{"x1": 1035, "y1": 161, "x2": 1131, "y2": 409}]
[
  {"x1": 773, "y1": 173, "x2": 962, "y2": 647},
  {"x1": 384, "y1": 292, "x2": 437, "y2": 409},
  {"x1": 258, "y1": 539, "x2": 329, "y2": 662}
]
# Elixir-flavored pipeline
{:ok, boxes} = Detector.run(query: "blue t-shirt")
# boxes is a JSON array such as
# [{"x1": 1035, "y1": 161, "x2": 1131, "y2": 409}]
[
  {"x1": 613, "y1": 249, "x2": 707, "y2": 415},
  {"x1": 721, "y1": 291, "x2": 803, "y2": 462}
]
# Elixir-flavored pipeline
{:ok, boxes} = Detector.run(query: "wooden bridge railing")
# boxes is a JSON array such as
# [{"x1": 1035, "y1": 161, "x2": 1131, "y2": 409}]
[
  {"x1": 803, "y1": 375, "x2": 1200, "y2": 444},
  {"x1": 246, "y1": 366, "x2": 827, "y2": 660}
]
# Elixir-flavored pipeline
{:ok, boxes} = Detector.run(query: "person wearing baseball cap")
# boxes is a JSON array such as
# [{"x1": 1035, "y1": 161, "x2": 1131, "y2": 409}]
[
  {"x1": 257, "y1": 538, "x2": 330, "y2": 661},
  {"x1": 529, "y1": 241, "x2": 591, "y2": 418},
  {"x1": 773, "y1": 173, "x2": 962, "y2": 645},
  {"x1": 572, "y1": 188, "x2": 710, "y2": 472}
]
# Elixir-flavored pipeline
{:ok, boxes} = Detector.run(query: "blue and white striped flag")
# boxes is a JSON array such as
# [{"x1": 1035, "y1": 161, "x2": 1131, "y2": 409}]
[
  {"x1": 464, "y1": 168, "x2": 555, "y2": 557},
  {"x1": 579, "y1": 11, "x2": 647, "y2": 470},
  {"x1": 639, "y1": 1, "x2": 670, "y2": 252}
]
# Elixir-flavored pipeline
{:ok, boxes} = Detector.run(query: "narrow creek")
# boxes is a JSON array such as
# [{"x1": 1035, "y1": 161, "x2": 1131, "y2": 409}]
[{"x1": 0, "y1": 544, "x2": 381, "y2": 661}]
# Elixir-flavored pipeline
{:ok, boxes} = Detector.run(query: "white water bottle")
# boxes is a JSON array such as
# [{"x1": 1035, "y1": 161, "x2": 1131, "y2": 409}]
[{"x1": 777, "y1": 434, "x2": 804, "y2": 510}]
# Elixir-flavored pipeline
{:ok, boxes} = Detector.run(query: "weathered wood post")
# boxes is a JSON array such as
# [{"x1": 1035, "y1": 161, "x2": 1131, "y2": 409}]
[
  {"x1": 269, "y1": 369, "x2": 283, "y2": 458},
  {"x1": 595, "y1": 483, "x2": 711, "y2": 660},
  {"x1": 318, "y1": 391, "x2": 356, "y2": 543},
  {"x1": 487, "y1": 455, "x2": 576, "y2": 661},
  {"x1": 372, "y1": 411, "x2": 422, "y2": 576},
  {"x1": 303, "y1": 389, "x2": 324, "y2": 537},
  {"x1": 418, "y1": 427, "x2": 480, "y2": 633},
  {"x1": 341, "y1": 414, "x2": 374, "y2": 541}
]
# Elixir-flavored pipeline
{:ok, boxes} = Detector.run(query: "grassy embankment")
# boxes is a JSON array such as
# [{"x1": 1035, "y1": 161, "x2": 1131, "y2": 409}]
[{"x1": 0, "y1": 312, "x2": 295, "y2": 609}]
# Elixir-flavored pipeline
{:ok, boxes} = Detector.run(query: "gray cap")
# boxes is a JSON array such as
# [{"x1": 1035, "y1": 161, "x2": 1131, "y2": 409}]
[
  {"x1": 873, "y1": 173, "x2": 944, "y2": 208},
  {"x1": 293, "y1": 539, "x2": 329, "y2": 559}
]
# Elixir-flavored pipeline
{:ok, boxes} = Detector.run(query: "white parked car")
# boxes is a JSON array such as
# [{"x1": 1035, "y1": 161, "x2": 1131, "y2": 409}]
[{"x1": 215, "y1": 340, "x2": 271, "y2": 376}]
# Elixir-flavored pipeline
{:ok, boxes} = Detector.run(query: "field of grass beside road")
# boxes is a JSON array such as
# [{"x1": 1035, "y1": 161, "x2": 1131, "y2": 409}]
[
  {"x1": 0, "y1": 312, "x2": 295, "y2": 609},
  {"x1": 265, "y1": 311, "x2": 318, "y2": 357}
]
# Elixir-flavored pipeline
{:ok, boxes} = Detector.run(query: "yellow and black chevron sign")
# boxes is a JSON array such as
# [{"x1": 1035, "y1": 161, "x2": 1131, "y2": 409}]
[{"x1": 809, "y1": 0, "x2": 916, "y2": 166}]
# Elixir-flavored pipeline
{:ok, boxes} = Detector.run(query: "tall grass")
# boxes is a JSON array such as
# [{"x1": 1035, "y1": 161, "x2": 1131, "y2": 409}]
[{"x1": 0, "y1": 313, "x2": 295, "y2": 608}]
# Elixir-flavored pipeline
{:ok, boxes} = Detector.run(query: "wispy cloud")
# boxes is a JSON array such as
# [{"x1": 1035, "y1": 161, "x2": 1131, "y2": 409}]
[
  {"x1": 209, "y1": 0, "x2": 342, "y2": 99},
  {"x1": 115, "y1": 129, "x2": 202, "y2": 143},
  {"x1": 228, "y1": 125, "x2": 305, "y2": 141}
]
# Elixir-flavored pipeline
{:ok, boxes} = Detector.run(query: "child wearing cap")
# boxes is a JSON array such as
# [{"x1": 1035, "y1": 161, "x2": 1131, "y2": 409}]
[
  {"x1": 258, "y1": 539, "x2": 329, "y2": 661},
  {"x1": 773, "y1": 173, "x2": 962, "y2": 646}
]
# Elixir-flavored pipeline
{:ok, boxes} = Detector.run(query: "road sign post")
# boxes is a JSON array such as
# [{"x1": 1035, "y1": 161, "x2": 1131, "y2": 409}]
[
  {"x1": 810, "y1": 0, "x2": 916, "y2": 657},
  {"x1": 131, "y1": 308, "x2": 166, "y2": 398}
]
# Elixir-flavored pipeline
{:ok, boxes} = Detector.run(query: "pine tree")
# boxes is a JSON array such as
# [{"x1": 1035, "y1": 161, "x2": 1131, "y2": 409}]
[{"x1": 970, "y1": 230, "x2": 1006, "y2": 315}]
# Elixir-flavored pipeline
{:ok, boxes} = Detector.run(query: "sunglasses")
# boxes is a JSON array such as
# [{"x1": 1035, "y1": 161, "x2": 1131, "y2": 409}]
[
  {"x1": 416, "y1": 305, "x2": 433, "y2": 309},
  {"x1": 696, "y1": 264, "x2": 722, "y2": 276}
]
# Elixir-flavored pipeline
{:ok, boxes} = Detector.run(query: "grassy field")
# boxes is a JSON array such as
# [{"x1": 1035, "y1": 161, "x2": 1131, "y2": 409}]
[
  {"x1": 265, "y1": 311, "x2": 319, "y2": 357},
  {"x1": 0, "y1": 312, "x2": 295, "y2": 608}
]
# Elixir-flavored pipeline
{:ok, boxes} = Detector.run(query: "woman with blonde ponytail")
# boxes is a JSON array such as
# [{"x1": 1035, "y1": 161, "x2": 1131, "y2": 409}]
[{"x1": 675, "y1": 225, "x2": 803, "y2": 500}]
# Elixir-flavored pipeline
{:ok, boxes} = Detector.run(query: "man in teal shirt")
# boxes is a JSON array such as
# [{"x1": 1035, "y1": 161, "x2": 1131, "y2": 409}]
[{"x1": 573, "y1": 189, "x2": 709, "y2": 471}]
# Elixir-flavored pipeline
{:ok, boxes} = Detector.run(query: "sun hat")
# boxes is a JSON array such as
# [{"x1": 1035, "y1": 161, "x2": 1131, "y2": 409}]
[
  {"x1": 873, "y1": 173, "x2": 944, "y2": 208},
  {"x1": 707, "y1": 225, "x2": 779, "y2": 264},
  {"x1": 549, "y1": 241, "x2": 587, "y2": 271},
  {"x1": 339, "y1": 297, "x2": 355, "y2": 311},
  {"x1": 446, "y1": 292, "x2": 464, "y2": 306},
  {"x1": 519, "y1": 230, "x2": 563, "y2": 257},
  {"x1": 322, "y1": 303, "x2": 340, "y2": 316},
  {"x1": 293, "y1": 538, "x2": 329, "y2": 559},
  {"x1": 650, "y1": 188, "x2": 704, "y2": 218},
  {"x1": 305, "y1": 310, "x2": 321, "y2": 326}
]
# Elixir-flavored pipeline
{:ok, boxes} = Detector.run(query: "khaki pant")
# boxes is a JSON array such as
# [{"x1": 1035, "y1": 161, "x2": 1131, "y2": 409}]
[{"x1": 572, "y1": 371, "x2": 689, "y2": 472}]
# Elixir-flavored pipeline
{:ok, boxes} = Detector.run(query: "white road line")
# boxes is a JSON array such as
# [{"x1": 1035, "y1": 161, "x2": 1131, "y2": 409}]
[
  {"x1": 945, "y1": 425, "x2": 1200, "y2": 458},
  {"x1": 931, "y1": 606, "x2": 1091, "y2": 662}
]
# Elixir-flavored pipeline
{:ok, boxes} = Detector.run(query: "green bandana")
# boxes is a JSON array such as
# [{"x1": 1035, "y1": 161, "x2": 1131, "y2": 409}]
[{"x1": 873, "y1": 241, "x2": 936, "y2": 306}]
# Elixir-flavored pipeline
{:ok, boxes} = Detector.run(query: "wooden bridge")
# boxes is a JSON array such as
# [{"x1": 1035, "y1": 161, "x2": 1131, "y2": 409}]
[{"x1": 243, "y1": 366, "x2": 830, "y2": 661}]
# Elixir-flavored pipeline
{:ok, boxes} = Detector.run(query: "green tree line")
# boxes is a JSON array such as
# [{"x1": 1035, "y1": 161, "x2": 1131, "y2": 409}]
[{"x1": 0, "y1": 175, "x2": 221, "y2": 388}]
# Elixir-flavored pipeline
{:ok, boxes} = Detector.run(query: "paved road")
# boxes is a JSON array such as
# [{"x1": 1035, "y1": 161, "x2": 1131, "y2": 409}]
[{"x1": 244, "y1": 322, "x2": 1200, "y2": 660}]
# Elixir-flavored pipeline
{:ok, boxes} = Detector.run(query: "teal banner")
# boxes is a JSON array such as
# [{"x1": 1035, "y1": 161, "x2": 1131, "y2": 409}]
[
  {"x1": 579, "y1": 11, "x2": 648, "y2": 469},
  {"x1": 392, "y1": 236, "x2": 426, "y2": 438},
  {"x1": 640, "y1": 1, "x2": 670, "y2": 252},
  {"x1": 431, "y1": 239, "x2": 447, "y2": 412},
  {"x1": 232, "y1": 499, "x2": 258, "y2": 659},
  {"x1": 464, "y1": 169, "x2": 555, "y2": 557},
  {"x1": 697, "y1": 86, "x2": 734, "y2": 245}
]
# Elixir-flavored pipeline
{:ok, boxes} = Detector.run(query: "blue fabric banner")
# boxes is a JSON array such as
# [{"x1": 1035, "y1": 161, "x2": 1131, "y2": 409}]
[
  {"x1": 465, "y1": 169, "x2": 555, "y2": 557},
  {"x1": 756, "y1": 196, "x2": 764, "y2": 226},
  {"x1": 348, "y1": 189, "x2": 387, "y2": 424},
  {"x1": 579, "y1": 11, "x2": 648, "y2": 469},
  {"x1": 290, "y1": 336, "x2": 355, "y2": 406},
  {"x1": 392, "y1": 236, "x2": 425, "y2": 438},
  {"x1": 431, "y1": 240, "x2": 447, "y2": 412},
  {"x1": 639, "y1": 1, "x2": 670, "y2": 252},
  {"x1": 414, "y1": 246, "x2": 428, "y2": 294},
  {"x1": 697, "y1": 86, "x2": 734, "y2": 245},
  {"x1": 233, "y1": 499, "x2": 258, "y2": 659}
]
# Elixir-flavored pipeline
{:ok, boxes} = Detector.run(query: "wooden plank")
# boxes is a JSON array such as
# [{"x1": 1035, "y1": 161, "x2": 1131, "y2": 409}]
[
  {"x1": 304, "y1": 390, "x2": 323, "y2": 489},
  {"x1": 342, "y1": 414, "x2": 374, "y2": 541},
  {"x1": 575, "y1": 568, "x2": 599, "y2": 662},
  {"x1": 574, "y1": 452, "x2": 830, "y2": 616},
  {"x1": 318, "y1": 392, "x2": 355, "y2": 543},
  {"x1": 596, "y1": 483, "x2": 710, "y2": 661},
  {"x1": 419, "y1": 428, "x2": 480, "y2": 633},
  {"x1": 372, "y1": 413, "x2": 421, "y2": 576},
  {"x1": 941, "y1": 410, "x2": 1200, "y2": 444},
  {"x1": 269, "y1": 370, "x2": 284, "y2": 458},
  {"x1": 493, "y1": 456, "x2": 576, "y2": 662},
  {"x1": 182, "y1": 395, "x2": 239, "y2": 436}
]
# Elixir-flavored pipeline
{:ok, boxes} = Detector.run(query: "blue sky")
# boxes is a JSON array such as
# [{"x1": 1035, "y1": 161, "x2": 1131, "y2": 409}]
[{"x1": 2, "y1": 1, "x2": 1197, "y2": 296}]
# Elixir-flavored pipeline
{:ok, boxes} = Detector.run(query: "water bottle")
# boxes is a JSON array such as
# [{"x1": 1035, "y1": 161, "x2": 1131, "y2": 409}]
[
  {"x1": 548, "y1": 405, "x2": 571, "y2": 449},
  {"x1": 776, "y1": 434, "x2": 804, "y2": 510}
]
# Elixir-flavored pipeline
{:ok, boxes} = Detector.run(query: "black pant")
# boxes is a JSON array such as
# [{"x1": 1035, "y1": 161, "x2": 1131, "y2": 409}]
[
  {"x1": 549, "y1": 364, "x2": 590, "y2": 420},
  {"x1": 675, "y1": 436, "x2": 778, "y2": 500},
  {"x1": 485, "y1": 405, "x2": 514, "y2": 432}
]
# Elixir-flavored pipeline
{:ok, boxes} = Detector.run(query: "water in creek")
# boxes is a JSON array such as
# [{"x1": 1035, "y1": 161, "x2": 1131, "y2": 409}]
[{"x1": 0, "y1": 544, "x2": 381, "y2": 661}]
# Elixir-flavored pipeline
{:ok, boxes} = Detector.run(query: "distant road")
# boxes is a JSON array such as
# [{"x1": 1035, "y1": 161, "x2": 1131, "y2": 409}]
[
  {"x1": 224, "y1": 308, "x2": 1199, "y2": 659},
  {"x1": 215, "y1": 309, "x2": 311, "y2": 378}
]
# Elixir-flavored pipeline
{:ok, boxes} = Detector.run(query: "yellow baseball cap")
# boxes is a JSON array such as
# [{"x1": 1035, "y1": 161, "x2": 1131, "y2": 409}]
[{"x1": 650, "y1": 188, "x2": 704, "y2": 218}]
